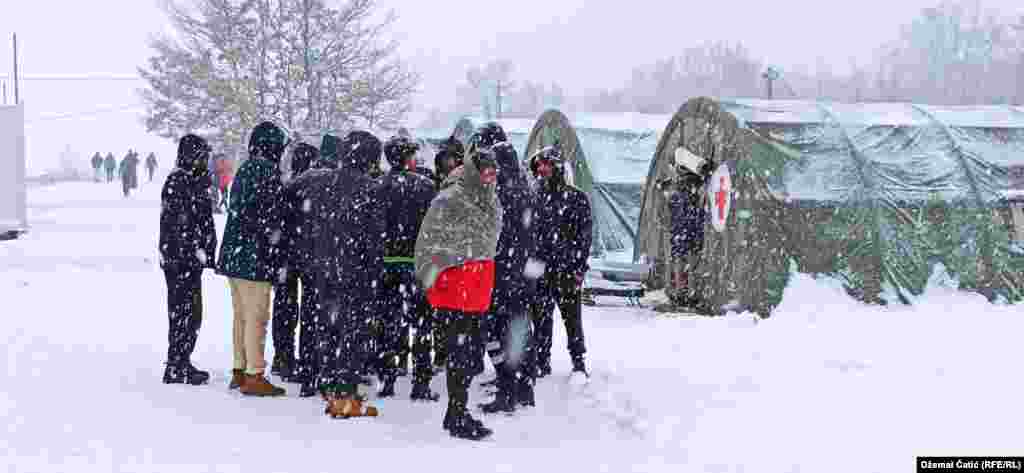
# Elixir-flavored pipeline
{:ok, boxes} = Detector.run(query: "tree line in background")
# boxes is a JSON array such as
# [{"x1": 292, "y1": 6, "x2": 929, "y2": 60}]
[
  {"x1": 138, "y1": 0, "x2": 418, "y2": 156},
  {"x1": 448, "y1": 0, "x2": 1024, "y2": 122}
]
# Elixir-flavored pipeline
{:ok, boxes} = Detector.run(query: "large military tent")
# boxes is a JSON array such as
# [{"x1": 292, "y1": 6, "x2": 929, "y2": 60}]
[{"x1": 637, "y1": 97, "x2": 1024, "y2": 316}]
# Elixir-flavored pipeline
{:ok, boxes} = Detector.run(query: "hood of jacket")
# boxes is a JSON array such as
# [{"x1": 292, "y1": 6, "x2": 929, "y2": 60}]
[
  {"x1": 492, "y1": 142, "x2": 528, "y2": 190},
  {"x1": 176, "y1": 134, "x2": 211, "y2": 175},
  {"x1": 342, "y1": 130, "x2": 382, "y2": 174}
]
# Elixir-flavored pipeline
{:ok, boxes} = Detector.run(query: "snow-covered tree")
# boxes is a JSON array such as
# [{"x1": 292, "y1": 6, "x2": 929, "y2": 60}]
[{"x1": 138, "y1": 0, "x2": 418, "y2": 152}]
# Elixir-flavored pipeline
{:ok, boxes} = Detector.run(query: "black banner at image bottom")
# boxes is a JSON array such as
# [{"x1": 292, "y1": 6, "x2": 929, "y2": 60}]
[{"x1": 918, "y1": 457, "x2": 1024, "y2": 472}]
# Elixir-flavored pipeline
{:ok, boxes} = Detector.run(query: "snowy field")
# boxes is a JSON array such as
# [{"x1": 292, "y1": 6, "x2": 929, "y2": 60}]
[{"x1": 2, "y1": 175, "x2": 1023, "y2": 473}]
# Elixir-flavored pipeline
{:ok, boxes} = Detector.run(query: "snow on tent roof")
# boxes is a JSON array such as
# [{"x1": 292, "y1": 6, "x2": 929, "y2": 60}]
[{"x1": 715, "y1": 99, "x2": 1024, "y2": 205}]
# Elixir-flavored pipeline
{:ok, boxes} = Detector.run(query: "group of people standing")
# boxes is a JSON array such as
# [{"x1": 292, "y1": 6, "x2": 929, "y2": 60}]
[
  {"x1": 157, "y1": 119, "x2": 593, "y2": 441},
  {"x1": 90, "y1": 150, "x2": 159, "y2": 196}
]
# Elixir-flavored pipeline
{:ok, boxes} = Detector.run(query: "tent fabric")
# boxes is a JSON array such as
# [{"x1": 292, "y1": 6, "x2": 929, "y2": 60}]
[{"x1": 637, "y1": 97, "x2": 1024, "y2": 314}]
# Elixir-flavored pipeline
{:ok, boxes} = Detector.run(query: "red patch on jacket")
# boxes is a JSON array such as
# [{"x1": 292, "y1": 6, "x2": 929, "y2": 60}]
[{"x1": 426, "y1": 260, "x2": 495, "y2": 314}]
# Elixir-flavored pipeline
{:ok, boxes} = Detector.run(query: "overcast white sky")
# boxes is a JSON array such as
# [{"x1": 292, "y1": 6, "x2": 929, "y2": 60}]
[{"x1": 2, "y1": 0, "x2": 1023, "y2": 175}]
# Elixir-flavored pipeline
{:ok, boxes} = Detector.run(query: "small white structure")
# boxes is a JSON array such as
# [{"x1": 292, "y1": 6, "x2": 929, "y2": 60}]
[{"x1": 0, "y1": 103, "x2": 27, "y2": 238}]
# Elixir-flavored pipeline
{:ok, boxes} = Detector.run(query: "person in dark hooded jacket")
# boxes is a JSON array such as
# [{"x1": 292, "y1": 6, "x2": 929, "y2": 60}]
[
  {"x1": 374, "y1": 134, "x2": 440, "y2": 401},
  {"x1": 472, "y1": 123, "x2": 539, "y2": 415},
  {"x1": 433, "y1": 135, "x2": 464, "y2": 188},
  {"x1": 271, "y1": 142, "x2": 318, "y2": 380},
  {"x1": 120, "y1": 150, "x2": 140, "y2": 197},
  {"x1": 666, "y1": 148, "x2": 712, "y2": 309},
  {"x1": 278, "y1": 135, "x2": 347, "y2": 397},
  {"x1": 217, "y1": 121, "x2": 290, "y2": 397},
  {"x1": 317, "y1": 131, "x2": 388, "y2": 419},
  {"x1": 528, "y1": 144, "x2": 594, "y2": 379},
  {"x1": 159, "y1": 134, "x2": 217, "y2": 385}
]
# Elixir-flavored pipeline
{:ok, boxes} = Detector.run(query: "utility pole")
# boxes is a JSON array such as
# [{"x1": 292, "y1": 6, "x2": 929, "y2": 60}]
[
  {"x1": 496, "y1": 80, "x2": 502, "y2": 119},
  {"x1": 13, "y1": 33, "x2": 20, "y2": 104},
  {"x1": 762, "y1": 66, "x2": 780, "y2": 100}
]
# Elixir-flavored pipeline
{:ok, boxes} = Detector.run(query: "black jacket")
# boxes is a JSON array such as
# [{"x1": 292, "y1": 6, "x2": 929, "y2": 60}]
[
  {"x1": 669, "y1": 188, "x2": 707, "y2": 258},
  {"x1": 534, "y1": 176, "x2": 593, "y2": 283},
  {"x1": 491, "y1": 142, "x2": 536, "y2": 313},
  {"x1": 317, "y1": 132, "x2": 386, "y2": 297},
  {"x1": 376, "y1": 168, "x2": 437, "y2": 260},
  {"x1": 159, "y1": 135, "x2": 217, "y2": 270}
]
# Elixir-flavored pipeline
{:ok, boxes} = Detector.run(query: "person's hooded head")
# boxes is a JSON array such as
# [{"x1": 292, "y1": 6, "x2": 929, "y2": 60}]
[
  {"x1": 341, "y1": 130, "x2": 382, "y2": 174},
  {"x1": 384, "y1": 135, "x2": 421, "y2": 172},
  {"x1": 248, "y1": 121, "x2": 289, "y2": 162},
  {"x1": 177, "y1": 134, "x2": 212, "y2": 177},
  {"x1": 472, "y1": 122, "x2": 507, "y2": 149},
  {"x1": 290, "y1": 142, "x2": 317, "y2": 176},
  {"x1": 529, "y1": 143, "x2": 567, "y2": 188},
  {"x1": 317, "y1": 134, "x2": 345, "y2": 170},
  {"x1": 434, "y1": 135, "x2": 464, "y2": 179}
]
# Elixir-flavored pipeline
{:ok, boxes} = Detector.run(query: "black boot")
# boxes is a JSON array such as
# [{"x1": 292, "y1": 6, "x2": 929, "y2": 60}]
[
  {"x1": 535, "y1": 360, "x2": 552, "y2": 379},
  {"x1": 410, "y1": 383, "x2": 440, "y2": 402},
  {"x1": 163, "y1": 362, "x2": 210, "y2": 385},
  {"x1": 299, "y1": 382, "x2": 318, "y2": 398},
  {"x1": 448, "y1": 411, "x2": 492, "y2": 440},
  {"x1": 479, "y1": 368, "x2": 516, "y2": 414},
  {"x1": 572, "y1": 357, "x2": 589, "y2": 377},
  {"x1": 378, "y1": 376, "x2": 397, "y2": 398},
  {"x1": 443, "y1": 400, "x2": 491, "y2": 440},
  {"x1": 516, "y1": 377, "x2": 536, "y2": 407}
]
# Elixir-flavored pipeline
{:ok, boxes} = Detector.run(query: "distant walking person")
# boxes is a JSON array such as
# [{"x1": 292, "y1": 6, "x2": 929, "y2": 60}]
[
  {"x1": 91, "y1": 153, "x2": 103, "y2": 182},
  {"x1": 217, "y1": 121, "x2": 289, "y2": 397},
  {"x1": 146, "y1": 152, "x2": 159, "y2": 182},
  {"x1": 158, "y1": 134, "x2": 217, "y2": 385},
  {"x1": 104, "y1": 153, "x2": 117, "y2": 182},
  {"x1": 120, "y1": 150, "x2": 140, "y2": 197}
]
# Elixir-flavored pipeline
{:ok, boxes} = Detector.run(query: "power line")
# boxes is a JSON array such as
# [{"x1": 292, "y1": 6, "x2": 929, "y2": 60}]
[
  {"x1": 26, "y1": 104, "x2": 145, "y2": 124},
  {"x1": 0, "y1": 74, "x2": 142, "y2": 81}
]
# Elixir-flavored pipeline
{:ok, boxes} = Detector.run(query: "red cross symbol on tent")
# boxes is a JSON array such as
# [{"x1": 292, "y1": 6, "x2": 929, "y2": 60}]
[{"x1": 715, "y1": 176, "x2": 729, "y2": 224}]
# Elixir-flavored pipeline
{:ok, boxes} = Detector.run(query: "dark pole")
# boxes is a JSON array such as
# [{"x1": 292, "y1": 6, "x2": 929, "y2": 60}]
[{"x1": 13, "y1": 33, "x2": 20, "y2": 104}]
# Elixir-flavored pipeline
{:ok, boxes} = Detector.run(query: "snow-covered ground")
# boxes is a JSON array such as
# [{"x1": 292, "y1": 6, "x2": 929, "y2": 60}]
[{"x1": 2, "y1": 176, "x2": 1023, "y2": 472}]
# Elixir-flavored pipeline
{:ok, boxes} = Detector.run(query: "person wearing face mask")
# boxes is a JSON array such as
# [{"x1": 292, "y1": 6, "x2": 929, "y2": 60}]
[
  {"x1": 158, "y1": 134, "x2": 217, "y2": 385},
  {"x1": 528, "y1": 144, "x2": 593, "y2": 380},
  {"x1": 415, "y1": 140, "x2": 502, "y2": 441}
]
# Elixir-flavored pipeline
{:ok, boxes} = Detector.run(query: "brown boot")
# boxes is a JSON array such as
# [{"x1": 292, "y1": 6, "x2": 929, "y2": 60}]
[
  {"x1": 240, "y1": 373, "x2": 286, "y2": 397},
  {"x1": 229, "y1": 369, "x2": 245, "y2": 390},
  {"x1": 325, "y1": 395, "x2": 379, "y2": 419}
]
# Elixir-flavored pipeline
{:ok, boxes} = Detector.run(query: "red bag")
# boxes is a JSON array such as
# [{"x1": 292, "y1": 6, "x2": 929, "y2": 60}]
[{"x1": 426, "y1": 260, "x2": 495, "y2": 314}]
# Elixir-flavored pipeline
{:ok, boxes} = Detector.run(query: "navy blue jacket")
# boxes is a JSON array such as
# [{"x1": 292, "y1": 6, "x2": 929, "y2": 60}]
[
  {"x1": 159, "y1": 138, "x2": 217, "y2": 270},
  {"x1": 533, "y1": 173, "x2": 593, "y2": 284},
  {"x1": 491, "y1": 142, "x2": 536, "y2": 314},
  {"x1": 669, "y1": 189, "x2": 707, "y2": 258},
  {"x1": 376, "y1": 169, "x2": 437, "y2": 261}
]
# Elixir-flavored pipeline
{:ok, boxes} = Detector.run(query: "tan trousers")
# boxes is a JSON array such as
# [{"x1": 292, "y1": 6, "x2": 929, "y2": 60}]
[{"x1": 228, "y1": 278, "x2": 272, "y2": 375}]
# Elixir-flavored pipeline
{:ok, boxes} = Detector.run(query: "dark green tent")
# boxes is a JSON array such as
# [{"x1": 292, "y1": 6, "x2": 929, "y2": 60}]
[{"x1": 637, "y1": 97, "x2": 1024, "y2": 316}]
